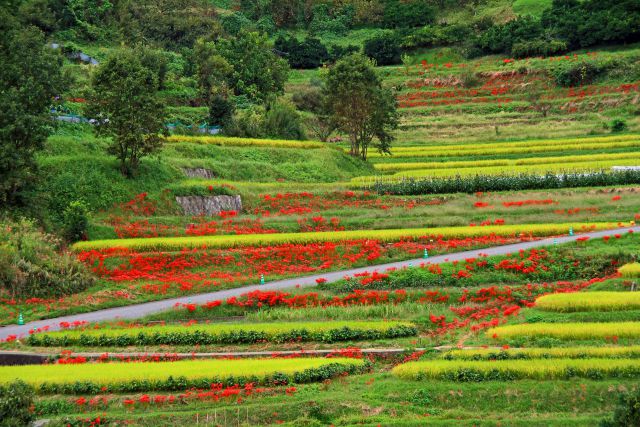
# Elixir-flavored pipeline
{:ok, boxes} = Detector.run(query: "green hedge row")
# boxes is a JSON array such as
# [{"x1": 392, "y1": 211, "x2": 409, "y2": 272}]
[
  {"x1": 436, "y1": 366, "x2": 640, "y2": 382},
  {"x1": 26, "y1": 325, "x2": 418, "y2": 347},
  {"x1": 370, "y1": 170, "x2": 640, "y2": 195}
]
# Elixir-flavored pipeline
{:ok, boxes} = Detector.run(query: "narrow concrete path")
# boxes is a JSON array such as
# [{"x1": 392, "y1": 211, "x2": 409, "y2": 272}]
[{"x1": 1, "y1": 226, "x2": 637, "y2": 340}]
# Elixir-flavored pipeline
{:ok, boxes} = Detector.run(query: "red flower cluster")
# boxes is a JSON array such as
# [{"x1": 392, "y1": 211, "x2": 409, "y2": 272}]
[
  {"x1": 502, "y1": 199, "x2": 555, "y2": 207},
  {"x1": 254, "y1": 191, "x2": 443, "y2": 216}
]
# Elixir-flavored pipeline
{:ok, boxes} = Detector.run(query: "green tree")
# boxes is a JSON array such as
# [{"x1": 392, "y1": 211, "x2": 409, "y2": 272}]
[
  {"x1": 324, "y1": 53, "x2": 398, "y2": 160},
  {"x1": 363, "y1": 31, "x2": 402, "y2": 66},
  {"x1": 0, "y1": 9, "x2": 65, "y2": 206},
  {"x1": 85, "y1": 48, "x2": 167, "y2": 177},
  {"x1": 211, "y1": 32, "x2": 290, "y2": 102}
]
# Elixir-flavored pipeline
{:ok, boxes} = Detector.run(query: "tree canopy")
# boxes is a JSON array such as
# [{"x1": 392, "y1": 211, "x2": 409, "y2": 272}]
[
  {"x1": 0, "y1": 8, "x2": 65, "y2": 205},
  {"x1": 85, "y1": 48, "x2": 167, "y2": 177},
  {"x1": 324, "y1": 53, "x2": 398, "y2": 160}
]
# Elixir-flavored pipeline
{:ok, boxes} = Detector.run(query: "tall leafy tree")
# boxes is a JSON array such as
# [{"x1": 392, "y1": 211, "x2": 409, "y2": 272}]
[
  {"x1": 210, "y1": 31, "x2": 290, "y2": 102},
  {"x1": 85, "y1": 48, "x2": 167, "y2": 177},
  {"x1": 0, "y1": 8, "x2": 65, "y2": 205},
  {"x1": 324, "y1": 53, "x2": 398, "y2": 160}
]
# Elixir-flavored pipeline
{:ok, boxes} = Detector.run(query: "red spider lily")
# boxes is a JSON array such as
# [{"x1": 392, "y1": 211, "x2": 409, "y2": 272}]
[{"x1": 502, "y1": 199, "x2": 555, "y2": 207}]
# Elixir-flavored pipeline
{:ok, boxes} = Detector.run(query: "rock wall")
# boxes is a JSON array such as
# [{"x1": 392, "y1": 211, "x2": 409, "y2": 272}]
[
  {"x1": 182, "y1": 168, "x2": 216, "y2": 179},
  {"x1": 176, "y1": 195, "x2": 242, "y2": 216}
]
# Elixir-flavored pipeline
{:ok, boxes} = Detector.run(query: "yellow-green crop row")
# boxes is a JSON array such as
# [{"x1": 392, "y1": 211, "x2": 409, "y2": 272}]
[
  {"x1": 392, "y1": 358, "x2": 640, "y2": 381},
  {"x1": 619, "y1": 262, "x2": 640, "y2": 278},
  {"x1": 487, "y1": 322, "x2": 640, "y2": 341},
  {"x1": 443, "y1": 346, "x2": 640, "y2": 360},
  {"x1": 0, "y1": 358, "x2": 365, "y2": 393},
  {"x1": 367, "y1": 134, "x2": 640, "y2": 158},
  {"x1": 34, "y1": 321, "x2": 412, "y2": 339},
  {"x1": 353, "y1": 159, "x2": 640, "y2": 182},
  {"x1": 367, "y1": 140, "x2": 640, "y2": 159},
  {"x1": 374, "y1": 152, "x2": 640, "y2": 172},
  {"x1": 71, "y1": 222, "x2": 617, "y2": 252},
  {"x1": 25, "y1": 321, "x2": 418, "y2": 347},
  {"x1": 166, "y1": 135, "x2": 325, "y2": 149},
  {"x1": 535, "y1": 292, "x2": 640, "y2": 312}
]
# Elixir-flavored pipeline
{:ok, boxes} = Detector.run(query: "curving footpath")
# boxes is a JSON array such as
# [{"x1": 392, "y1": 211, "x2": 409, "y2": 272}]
[{"x1": 1, "y1": 226, "x2": 638, "y2": 340}]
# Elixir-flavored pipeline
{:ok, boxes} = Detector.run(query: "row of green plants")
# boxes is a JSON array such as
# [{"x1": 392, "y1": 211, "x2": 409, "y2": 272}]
[
  {"x1": 368, "y1": 170, "x2": 640, "y2": 195},
  {"x1": 26, "y1": 322, "x2": 417, "y2": 347},
  {"x1": 443, "y1": 346, "x2": 640, "y2": 361},
  {"x1": 0, "y1": 359, "x2": 367, "y2": 395},
  {"x1": 374, "y1": 159, "x2": 640, "y2": 180},
  {"x1": 392, "y1": 358, "x2": 640, "y2": 382}
]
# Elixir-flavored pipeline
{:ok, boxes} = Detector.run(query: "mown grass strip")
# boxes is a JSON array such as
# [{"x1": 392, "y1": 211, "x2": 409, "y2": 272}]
[
  {"x1": 71, "y1": 222, "x2": 615, "y2": 252},
  {"x1": 619, "y1": 262, "x2": 640, "y2": 278},
  {"x1": 26, "y1": 321, "x2": 417, "y2": 347},
  {"x1": 443, "y1": 346, "x2": 640, "y2": 360},
  {"x1": 535, "y1": 292, "x2": 640, "y2": 312},
  {"x1": 166, "y1": 135, "x2": 325, "y2": 149},
  {"x1": 392, "y1": 358, "x2": 640, "y2": 381},
  {"x1": 487, "y1": 322, "x2": 640, "y2": 341},
  {"x1": 0, "y1": 358, "x2": 365, "y2": 394}
]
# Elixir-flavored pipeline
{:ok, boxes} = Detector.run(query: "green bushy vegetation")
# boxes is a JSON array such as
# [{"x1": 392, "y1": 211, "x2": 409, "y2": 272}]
[
  {"x1": 0, "y1": 219, "x2": 95, "y2": 299},
  {"x1": 0, "y1": 380, "x2": 35, "y2": 427}
]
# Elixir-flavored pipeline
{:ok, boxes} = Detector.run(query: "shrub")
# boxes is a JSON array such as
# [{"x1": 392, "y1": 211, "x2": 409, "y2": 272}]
[
  {"x1": 275, "y1": 36, "x2": 329, "y2": 69},
  {"x1": 601, "y1": 388, "x2": 640, "y2": 427},
  {"x1": 0, "y1": 219, "x2": 95, "y2": 299},
  {"x1": 477, "y1": 16, "x2": 543, "y2": 54},
  {"x1": 0, "y1": 380, "x2": 35, "y2": 427},
  {"x1": 553, "y1": 62, "x2": 607, "y2": 87},
  {"x1": 61, "y1": 200, "x2": 89, "y2": 242},
  {"x1": 263, "y1": 100, "x2": 306, "y2": 140},
  {"x1": 207, "y1": 94, "x2": 235, "y2": 127},
  {"x1": 382, "y1": 0, "x2": 435, "y2": 29},
  {"x1": 610, "y1": 119, "x2": 628, "y2": 133},
  {"x1": 364, "y1": 32, "x2": 402, "y2": 66},
  {"x1": 511, "y1": 39, "x2": 567, "y2": 58}
]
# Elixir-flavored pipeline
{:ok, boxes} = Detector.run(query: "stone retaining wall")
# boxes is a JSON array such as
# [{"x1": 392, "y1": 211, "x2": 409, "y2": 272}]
[{"x1": 176, "y1": 195, "x2": 242, "y2": 216}]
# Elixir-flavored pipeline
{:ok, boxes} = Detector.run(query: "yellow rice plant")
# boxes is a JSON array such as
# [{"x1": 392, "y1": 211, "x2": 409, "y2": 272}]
[
  {"x1": 72, "y1": 222, "x2": 617, "y2": 252},
  {"x1": 443, "y1": 346, "x2": 640, "y2": 360},
  {"x1": 366, "y1": 140, "x2": 640, "y2": 159},
  {"x1": 392, "y1": 358, "x2": 640, "y2": 380},
  {"x1": 374, "y1": 152, "x2": 640, "y2": 172},
  {"x1": 619, "y1": 263, "x2": 640, "y2": 278},
  {"x1": 535, "y1": 292, "x2": 640, "y2": 312},
  {"x1": 486, "y1": 322, "x2": 640, "y2": 340},
  {"x1": 0, "y1": 358, "x2": 363, "y2": 387},
  {"x1": 37, "y1": 320, "x2": 414, "y2": 340}
]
